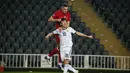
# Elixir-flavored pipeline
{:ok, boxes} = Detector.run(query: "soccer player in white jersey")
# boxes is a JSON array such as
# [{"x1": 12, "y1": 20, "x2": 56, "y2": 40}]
[{"x1": 45, "y1": 18, "x2": 93, "y2": 73}]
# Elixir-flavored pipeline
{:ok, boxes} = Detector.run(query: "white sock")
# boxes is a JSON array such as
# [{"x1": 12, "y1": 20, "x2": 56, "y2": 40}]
[
  {"x1": 47, "y1": 55, "x2": 50, "y2": 59},
  {"x1": 64, "y1": 64, "x2": 69, "y2": 73},
  {"x1": 68, "y1": 64, "x2": 76, "y2": 73},
  {"x1": 58, "y1": 63, "x2": 62, "y2": 66},
  {"x1": 58, "y1": 63, "x2": 63, "y2": 68}
]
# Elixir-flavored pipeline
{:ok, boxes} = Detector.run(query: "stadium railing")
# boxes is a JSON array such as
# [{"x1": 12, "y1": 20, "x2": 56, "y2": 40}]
[{"x1": 0, "y1": 54, "x2": 130, "y2": 70}]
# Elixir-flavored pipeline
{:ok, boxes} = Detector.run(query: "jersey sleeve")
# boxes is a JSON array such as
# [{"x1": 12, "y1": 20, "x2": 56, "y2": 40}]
[
  {"x1": 52, "y1": 11, "x2": 58, "y2": 19},
  {"x1": 66, "y1": 12, "x2": 71, "y2": 21},
  {"x1": 70, "y1": 27, "x2": 76, "y2": 34},
  {"x1": 53, "y1": 29, "x2": 60, "y2": 34}
]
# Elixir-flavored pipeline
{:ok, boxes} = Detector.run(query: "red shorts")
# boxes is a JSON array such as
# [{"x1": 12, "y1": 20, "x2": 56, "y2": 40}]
[{"x1": 55, "y1": 24, "x2": 60, "y2": 44}]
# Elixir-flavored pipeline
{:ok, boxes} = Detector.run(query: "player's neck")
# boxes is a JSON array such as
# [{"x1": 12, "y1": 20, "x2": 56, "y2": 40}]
[{"x1": 62, "y1": 27, "x2": 67, "y2": 30}]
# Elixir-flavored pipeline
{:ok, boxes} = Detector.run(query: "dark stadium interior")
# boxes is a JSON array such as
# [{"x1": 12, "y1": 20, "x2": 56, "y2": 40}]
[
  {"x1": 0, "y1": 0, "x2": 109, "y2": 55},
  {"x1": 0, "y1": 0, "x2": 130, "y2": 72}
]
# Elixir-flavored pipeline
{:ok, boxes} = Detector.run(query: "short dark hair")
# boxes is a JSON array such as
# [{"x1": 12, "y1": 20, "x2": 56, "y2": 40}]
[
  {"x1": 61, "y1": 3, "x2": 68, "y2": 7},
  {"x1": 60, "y1": 18, "x2": 66, "y2": 25}
]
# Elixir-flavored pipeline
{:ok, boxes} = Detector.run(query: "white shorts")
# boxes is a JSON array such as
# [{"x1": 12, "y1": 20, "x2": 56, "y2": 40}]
[{"x1": 60, "y1": 46, "x2": 72, "y2": 61}]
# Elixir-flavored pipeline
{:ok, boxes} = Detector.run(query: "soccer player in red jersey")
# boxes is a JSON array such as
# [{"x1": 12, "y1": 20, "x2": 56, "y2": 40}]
[{"x1": 45, "y1": 4, "x2": 71, "y2": 69}]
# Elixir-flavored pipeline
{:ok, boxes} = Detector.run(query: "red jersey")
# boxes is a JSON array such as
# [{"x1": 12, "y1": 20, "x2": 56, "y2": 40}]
[{"x1": 52, "y1": 9, "x2": 71, "y2": 29}]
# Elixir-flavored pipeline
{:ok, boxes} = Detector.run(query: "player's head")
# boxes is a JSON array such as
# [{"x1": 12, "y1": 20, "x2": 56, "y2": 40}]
[
  {"x1": 60, "y1": 18, "x2": 67, "y2": 28},
  {"x1": 61, "y1": 4, "x2": 68, "y2": 14}
]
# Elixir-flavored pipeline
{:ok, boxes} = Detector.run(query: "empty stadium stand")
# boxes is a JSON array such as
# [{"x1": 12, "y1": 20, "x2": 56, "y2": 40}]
[
  {"x1": 0, "y1": 0, "x2": 109, "y2": 55},
  {"x1": 91, "y1": 0, "x2": 130, "y2": 50}
]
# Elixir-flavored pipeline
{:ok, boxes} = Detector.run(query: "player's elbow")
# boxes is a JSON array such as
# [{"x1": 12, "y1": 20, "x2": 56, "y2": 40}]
[
  {"x1": 76, "y1": 32, "x2": 80, "y2": 36},
  {"x1": 48, "y1": 16, "x2": 53, "y2": 22},
  {"x1": 48, "y1": 18, "x2": 51, "y2": 21}
]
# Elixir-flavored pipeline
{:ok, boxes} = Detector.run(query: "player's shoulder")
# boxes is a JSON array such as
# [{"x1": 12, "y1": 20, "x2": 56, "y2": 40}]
[
  {"x1": 67, "y1": 27, "x2": 74, "y2": 30},
  {"x1": 66, "y1": 12, "x2": 70, "y2": 15},
  {"x1": 67, "y1": 11, "x2": 71, "y2": 14},
  {"x1": 55, "y1": 10, "x2": 62, "y2": 13}
]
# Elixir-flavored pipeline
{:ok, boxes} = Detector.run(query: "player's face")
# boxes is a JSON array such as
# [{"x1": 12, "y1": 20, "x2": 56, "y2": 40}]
[
  {"x1": 62, "y1": 7, "x2": 68, "y2": 14},
  {"x1": 61, "y1": 20, "x2": 68, "y2": 28}
]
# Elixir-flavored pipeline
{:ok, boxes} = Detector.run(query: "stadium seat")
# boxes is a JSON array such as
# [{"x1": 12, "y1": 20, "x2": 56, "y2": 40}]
[
  {"x1": 117, "y1": 13, "x2": 124, "y2": 21},
  {"x1": 30, "y1": 43, "x2": 37, "y2": 50},
  {"x1": 21, "y1": 31, "x2": 29, "y2": 38},
  {"x1": 87, "y1": 50, "x2": 92, "y2": 55},
  {"x1": 15, "y1": 48, "x2": 23, "y2": 54},
  {"x1": 112, "y1": 18, "x2": 120, "y2": 32},
  {"x1": 30, "y1": 31, "x2": 37, "y2": 39},
  {"x1": 18, "y1": 26, "x2": 24, "y2": 32},
  {"x1": 6, "y1": 48, "x2": 14, "y2": 53},
  {"x1": 85, "y1": 39, "x2": 92, "y2": 48},
  {"x1": 22, "y1": 43, "x2": 29, "y2": 49},
  {"x1": 9, "y1": 25, "x2": 16, "y2": 31},
  {"x1": 90, "y1": 44, "x2": 97, "y2": 54},
  {"x1": 103, "y1": 8, "x2": 111, "y2": 21},
  {"x1": 103, "y1": 50, "x2": 109, "y2": 55},
  {"x1": 3, "y1": 30, "x2": 11, "y2": 37},
  {"x1": 101, "y1": 0, "x2": 110, "y2": 6},
  {"x1": 33, "y1": 49, "x2": 41, "y2": 54},
  {"x1": 0, "y1": 48, "x2": 5, "y2": 53},
  {"x1": 25, "y1": 37, "x2": 33, "y2": 44},
  {"x1": 97, "y1": 44, "x2": 105, "y2": 53},
  {"x1": 13, "y1": 43, "x2": 20, "y2": 49},
  {"x1": 121, "y1": 25, "x2": 130, "y2": 44},
  {"x1": 97, "y1": 4, "x2": 106, "y2": 16},
  {"x1": 116, "y1": 18, "x2": 129, "y2": 37},
  {"x1": 81, "y1": 45, "x2": 88, "y2": 54},
  {"x1": 93, "y1": 0, "x2": 101, "y2": 11},
  {"x1": 91, "y1": 0, "x2": 130, "y2": 50},
  {"x1": 7, "y1": 37, "x2": 15, "y2": 43},
  {"x1": 26, "y1": 26, "x2": 33, "y2": 33},
  {"x1": 43, "y1": 49, "x2": 49, "y2": 54},
  {"x1": 106, "y1": 13, "x2": 115, "y2": 27},
  {"x1": 24, "y1": 49, "x2": 32, "y2": 54},
  {"x1": 35, "y1": 26, "x2": 41, "y2": 33},
  {"x1": 0, "y1": 0, "x2": 108, "y2": 55},
  {"x1": 94, "y1": 51, "x2": 100, "y2": 55},
  {"x1": 126, "y1": 39, "x2": 130, "y2": 50},
  {"x1": 37, "y1": 43, "x2": 45, "y2": 50},
  {"x1": 34, "y1": 37, "x2": 41, "y2": 44}
]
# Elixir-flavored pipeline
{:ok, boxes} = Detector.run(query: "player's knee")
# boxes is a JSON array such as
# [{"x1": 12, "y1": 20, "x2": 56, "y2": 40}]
[{"x1": 64, "y1": 59, "x2": 69, "y2": 64}]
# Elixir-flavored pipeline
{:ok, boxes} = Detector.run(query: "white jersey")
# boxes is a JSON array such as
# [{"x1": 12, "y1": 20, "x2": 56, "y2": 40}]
[{"x1": 53, "y1": 27, "x2": 76, "y2": 47}]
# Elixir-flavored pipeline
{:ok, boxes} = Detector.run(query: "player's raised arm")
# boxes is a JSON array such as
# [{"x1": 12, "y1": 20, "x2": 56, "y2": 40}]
[
  {"x1": 48, "y1": 10, "x2": 61, "y2": 22},
  {"x1": 45, "y1": 29, "x2": 60, "y2": 39},
  {"x1": 75, "y1": 32, "x2": 93, "y2": 39},
  {"x1": 69, "y1": 27, "x2": 93, "y2": 39},
  {"x1": 45, "y1": 33, "x2": 54, "y2": 39},
  {"x1": 48, "y1": 16, "x2": 61, "y2": 22}
]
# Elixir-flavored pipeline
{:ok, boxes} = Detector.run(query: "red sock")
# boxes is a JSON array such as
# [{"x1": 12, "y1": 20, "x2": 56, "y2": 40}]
[
  {"x1": 48, "y1": 48, "x2": 59, "y2": 57},
  {"x1": 58, "y1": 52, "x2": 62, "y2": 63}
]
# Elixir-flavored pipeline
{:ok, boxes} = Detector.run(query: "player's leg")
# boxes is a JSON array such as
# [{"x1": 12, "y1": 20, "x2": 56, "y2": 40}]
[
  {"x1": 48, "y1": 34, "x2": 60, "y2": 56},
  {"x1": 44, "y1": 34, "x2": 60, "y2": 62},
  {"x1": 63, "y1": 47, "x2": 78, "y2": 73},
  {"x1": 53, "y1": 34, "x2": 63, "y2": 66},
  {"x1": 60, "y1": 50, "x2": 65, "y2": 70},
  {"x1": 57, "y1": 51, "x2": 63, "y2": 69}
]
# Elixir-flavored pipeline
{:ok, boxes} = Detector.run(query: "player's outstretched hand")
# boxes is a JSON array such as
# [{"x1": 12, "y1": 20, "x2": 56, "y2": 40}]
[
  {"x1": 45, "y1": 35, "x2": 49, "y2": 39},
  {"x1": 88, "y1": 35, "x2": 93, "y2": 39}
]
